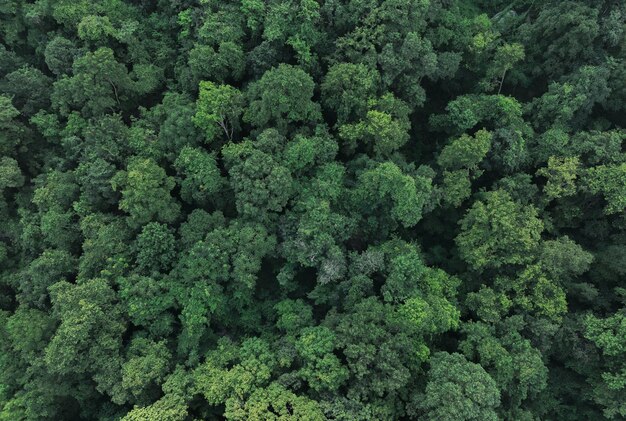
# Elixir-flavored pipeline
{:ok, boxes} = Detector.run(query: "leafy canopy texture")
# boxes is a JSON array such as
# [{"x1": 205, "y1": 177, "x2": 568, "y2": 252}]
[{"x1": 1, "y1": 1, "x2": 626, "y2": 420}]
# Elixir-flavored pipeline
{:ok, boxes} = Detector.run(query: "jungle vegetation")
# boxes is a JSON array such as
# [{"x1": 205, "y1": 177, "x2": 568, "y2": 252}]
[{"x1": 1, "y1": 0, "x2": 626, "y2": 420}]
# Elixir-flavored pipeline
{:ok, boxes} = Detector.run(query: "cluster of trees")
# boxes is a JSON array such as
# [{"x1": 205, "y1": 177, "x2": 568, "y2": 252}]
[{"x1": 1, "y1": 0, "x2": 625, "y2": 419}]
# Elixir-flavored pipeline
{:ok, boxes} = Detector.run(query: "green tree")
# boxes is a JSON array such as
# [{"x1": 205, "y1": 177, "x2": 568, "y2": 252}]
[
  {"x1": 244, "y1": 64, "x2": 321, "y2": 133},
  {"x1": 438, "y1": 129, "x2": 492, "y2": 171},
  {"x1": 0, "y1": 157, "x2": 23, "y2": 192},
  {"x1": 321, "y1": 63, "x2": 378, "y2": 126},
  {"x1": 354, "y1": 161, "x2": 433, "y2": 229},
  {"x1": 111, "y1": 158, "x2": 180, "y2": 227},
  {"x1": 122, "y1": 395, "x2": 187, "y2": 421},
  {"x1": 1, "y1": 66, "x2": 51, "y2": 116},
  {"x1": 174, "y1": 146, "x2": 223, "y2": 206},
  {"x1": 262, "y1": 0, "x2": 322, "y2": 66},
  {"x1": 222, "y1": 134, "x2": 294, "y2": 220},
  {"x1": 456, "y1": 190, "x2": 544, "y2": 270},
  {"x1": 19, "y1": 249, "x2": 77, "y2": 308},
  {"x1": 193, "y1": 81, "x2": 243, "y2": 143},
  {"x1": 78, "y1": 214, "x2": 132, "y2": 279},
  {"x1": 412, "y1": 352, "x2": 500, "y2": 421},
  {"x1": 460, "y1": 319, "x2": 548, "y2": 417},
  {"x1": 121, "y1": 337, "x2": 171, "y2": 402},
  {"x1": 482, "y1": 43, "x2": 525, "y2": 93},
  {"x1": 440, "y1": 169, "x2": 472, "y2": 208},
  {"x1": 74, "y1": 158, "x2": 119, "y2": 210},
  {"x1": 0, "y1": 95, "x2": 24, "y2": 155},
  {"x1": 225, "y1": 383, "x2": 325, "y2": 421},
  {"x1": 338, "y1": 94, "x2": 411, "y2": 156},
  {"x1": 537, "y1": 156, "x2": 580, "y2": 200},
  {"x1": 44, "y1": 36, "x2": 79, "y2": 76},
  {"x1": 584, "y1": 309, "x2": 626, "y2": 419},
  {"x1": 45, "y1": 278, "x2": 127, "y2": 403},
  {"x1": 295, "y1": 326, "x2": 349, "y2": 392},
  {"x1": 135, "y1": 222, "x2": 176, "y2": 274},
  {"x1": 189, "y1": 42, "x2": 245, "y2": 84},
  {"x1": 584, "y1": 163, "x2": 626, "y2": 214},
  {"x1": 52, "y1": 47, "x2": 134, "y2": 117},
  {"x1": 117, "y1": 274, "x2": 174, "y2": 336},
  {"x1": 539, "y1": 236, "x2": 594, "y2": 281}
]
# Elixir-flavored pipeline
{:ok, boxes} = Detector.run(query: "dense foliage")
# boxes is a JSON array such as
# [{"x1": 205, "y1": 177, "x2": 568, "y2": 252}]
[{"x1": 1, "y1": 0, "x2": 626, "y2": 420}]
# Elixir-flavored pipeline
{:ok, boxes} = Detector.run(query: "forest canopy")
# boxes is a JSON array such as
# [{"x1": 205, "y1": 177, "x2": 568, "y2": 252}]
[{"x1": 1, "y1": 0, "x2": 626, "y2": 420}]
